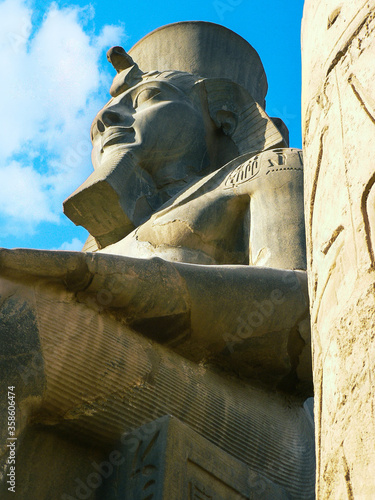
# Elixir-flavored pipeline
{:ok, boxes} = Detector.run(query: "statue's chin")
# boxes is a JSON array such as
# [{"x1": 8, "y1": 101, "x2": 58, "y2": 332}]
[
  {"x1": 93, "y1": 142, "x2": 140, "y2": 171},
  {"x1": 91, "y1": 143, "x2": 209, "y2": 230},
  {"x1": 94, "y1": 147, "x2": 163, "y2": 226}
]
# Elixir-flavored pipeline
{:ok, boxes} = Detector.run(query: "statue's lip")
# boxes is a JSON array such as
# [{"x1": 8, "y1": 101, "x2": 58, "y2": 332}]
[{"x1": 102, "y1": 128, "x2": 135, "y2": 149}]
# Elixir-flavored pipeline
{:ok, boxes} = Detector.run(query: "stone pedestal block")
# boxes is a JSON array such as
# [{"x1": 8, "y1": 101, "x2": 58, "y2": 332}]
[{"x1": 100, "y1": 415, "x2": 290, "y2": 500}]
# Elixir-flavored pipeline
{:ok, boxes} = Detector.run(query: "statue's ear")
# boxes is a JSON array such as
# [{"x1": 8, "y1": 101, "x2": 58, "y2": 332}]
[
  {"x1": 195, "y1": 79, "x2": 240, "y2": 138},
  {"x1": 194, "y1": 78, "x2": 287, "y2": 154},
  {"x1": 213, "y1": 109, "x2": 238, "y2": 137}
]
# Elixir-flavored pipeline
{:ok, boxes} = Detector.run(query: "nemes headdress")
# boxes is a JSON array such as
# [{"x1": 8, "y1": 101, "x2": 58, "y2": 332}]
[{"x1": 108, "y1": 21, "x2": 268, "y2": 105}]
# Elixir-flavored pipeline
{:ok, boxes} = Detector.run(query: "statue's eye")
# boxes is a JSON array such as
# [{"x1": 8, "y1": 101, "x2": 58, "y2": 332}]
[{"x1": 134, "y1": 88, "x2": 161, "y2": 108}]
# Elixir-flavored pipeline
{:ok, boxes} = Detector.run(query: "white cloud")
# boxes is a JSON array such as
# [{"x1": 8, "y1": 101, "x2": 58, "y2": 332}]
[
  {"x1": 0, "y1": 0, "x2": 125, "y2": 235},
  {"x1": 94, "y1": 24, "x2": 125, "y2": 53},
  {"x1": 0, "y1": 160, "x2": 58, "y2": 236},
  {"x1": 0, "y1": 161, "x2": 57, "y2": 220},
  {"x1": 55, "y1": 237, "x2": 85, "y2": 251}
]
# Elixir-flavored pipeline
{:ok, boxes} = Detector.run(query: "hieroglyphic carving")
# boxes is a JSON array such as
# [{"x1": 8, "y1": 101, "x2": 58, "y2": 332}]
[
  {"x1": 348, "y1": 73, "x2": 375, "y2": 125},
  {"x1": 224, "y1": 148, "x2": 303, "y2": 190},
  {"x1": 320, "y1": 225, "x2": 344, "y2": 256},
  {"x1": 348, "y1": 72, "x2": 375, "y2": 268},
  {"x1": 189, "y1": 482, "x2": 213, "y2": 500},
  {"x1": 224, "y1": 155, "x2": 260, "y2": 187},
  {"x1": 187, "y1": 459, "x2": 248, "y2": 500},
  {"x1": 307, "y1": 126, "x2": 328, "y2": 270},
  {"x1": 123, "y1": 427, "x2": 161, "y2": 500},
  {"x1": 265, "y1": 148, "x2": 302, "y2": 174},
  {"x1": 361, "y1": 174, "x2": 375, "y2": 268}
]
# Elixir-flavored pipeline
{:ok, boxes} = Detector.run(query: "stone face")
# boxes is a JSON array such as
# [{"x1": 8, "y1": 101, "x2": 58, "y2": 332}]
[
  {"x1": 302, "y1": 2, "x2": 375, "y2": 498},
  {"x1": 1, "y1": 22, "x2": 314, "y2": 499}
]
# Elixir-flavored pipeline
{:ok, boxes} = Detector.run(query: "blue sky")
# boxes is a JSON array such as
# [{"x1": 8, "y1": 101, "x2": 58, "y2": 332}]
[{"x1": 0, "y1": 0, "x2": 304, "y2": 251}]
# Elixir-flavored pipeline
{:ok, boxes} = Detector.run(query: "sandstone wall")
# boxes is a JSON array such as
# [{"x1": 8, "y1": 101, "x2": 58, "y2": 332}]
[{"x1": 302, "y1": 1, "x2": 375, "y2": 498}]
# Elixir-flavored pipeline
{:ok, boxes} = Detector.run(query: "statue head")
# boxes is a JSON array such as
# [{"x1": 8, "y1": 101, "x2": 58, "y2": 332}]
[
  {"x1": 90, "y1": 61, "x2": 216, "y2": 194},
  {"x1": 64, "y1": 22, "x2": 288, "y2": 249}
]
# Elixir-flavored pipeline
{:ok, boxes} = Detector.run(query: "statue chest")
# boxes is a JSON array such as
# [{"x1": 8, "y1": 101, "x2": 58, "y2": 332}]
[{"x1": 104, "y1": 190, "x2": 250, "y2": 265}]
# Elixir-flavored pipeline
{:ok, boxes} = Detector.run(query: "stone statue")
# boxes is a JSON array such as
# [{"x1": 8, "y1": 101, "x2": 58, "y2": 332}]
[{"x1": 0, "y1": 22, "x2": 314, "y2": 499}]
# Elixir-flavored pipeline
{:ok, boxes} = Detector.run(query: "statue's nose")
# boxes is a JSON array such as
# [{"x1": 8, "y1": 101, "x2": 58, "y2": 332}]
[
  {"x1": 95, "y1": 103, "x2": 133, "y2": 133},
  {"x1": 97, "y1": 109, "x2": 121, "y2": 132}
]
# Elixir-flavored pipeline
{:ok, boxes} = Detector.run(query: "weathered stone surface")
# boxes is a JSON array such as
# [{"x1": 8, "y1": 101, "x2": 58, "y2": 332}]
[
  {"x1": 0, "y1": 425, "x2": 106, "y2": 500},
  {"x1": 0, "y1": 257, "x2": 314, "y2": 498},
  {"x1": 302, "y1": 1, "x2": 375, "y2": 498},
  {"x1": 0, "y1": 246, "x2": 310, "y2": 391},
  {"x1": 0, "y1": 279, "x2": 45, "y2": 452}
]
